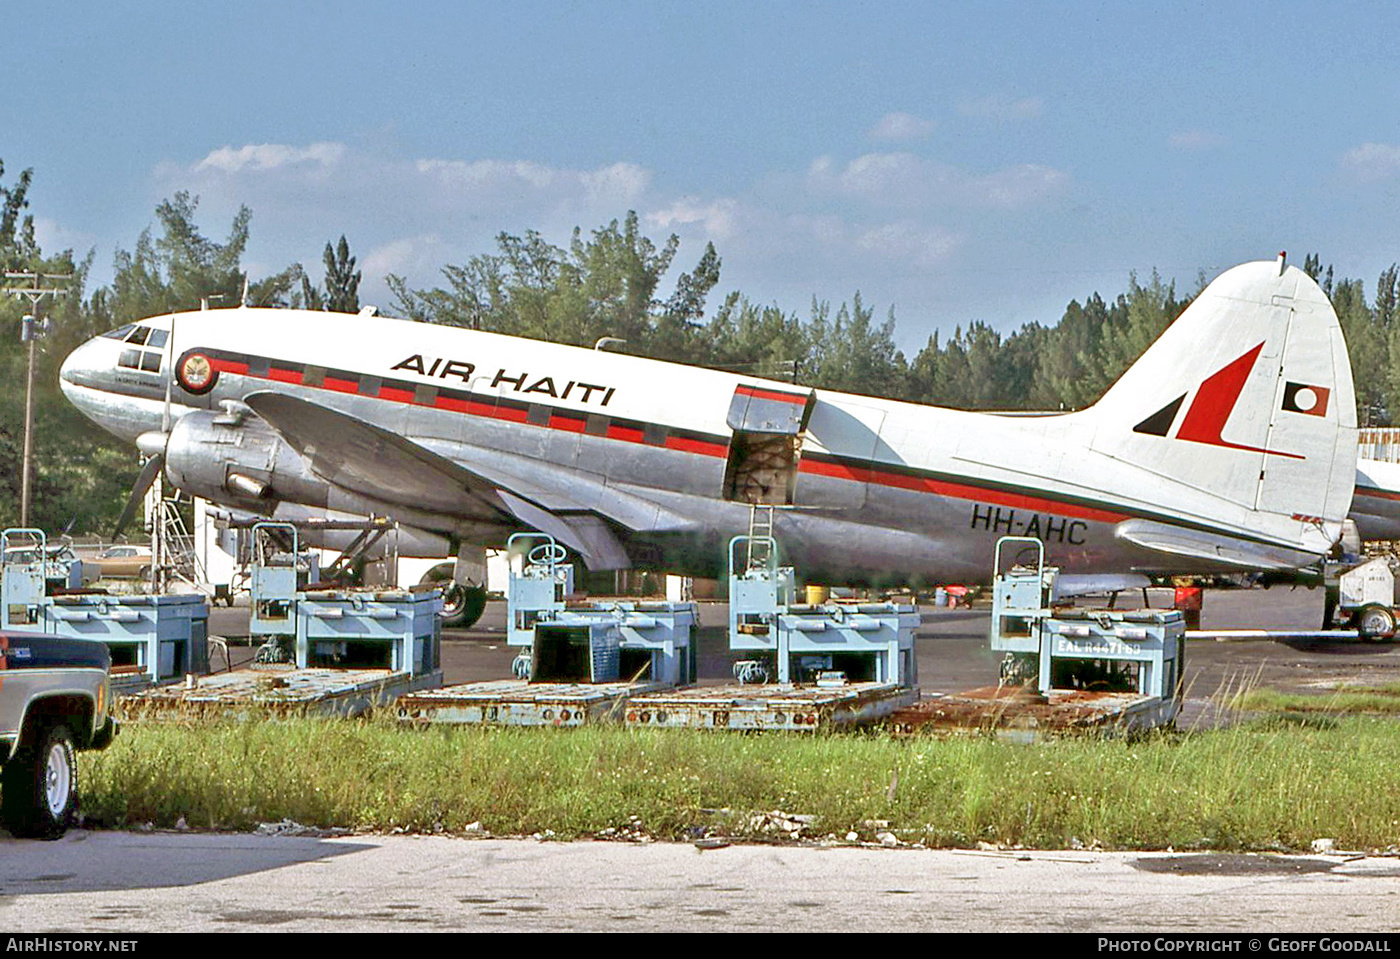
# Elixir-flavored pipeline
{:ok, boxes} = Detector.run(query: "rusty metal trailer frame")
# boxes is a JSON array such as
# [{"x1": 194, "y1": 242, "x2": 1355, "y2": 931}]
[
  {"x1": 624, "y1": 682, "x2": 920, "y2": 731},
  {"x1": 397, "y1": 680, "x2": 673, "y2": 727},
  {"x1": 889, "y1": 686, "x2": 1171, "y2": 740},
  {"x1": 120, "y1": 667, "x2": 442, "y2": 721}
]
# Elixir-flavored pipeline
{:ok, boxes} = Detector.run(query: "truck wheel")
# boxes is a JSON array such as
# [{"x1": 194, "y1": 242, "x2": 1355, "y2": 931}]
[
  {"x1": 1356, "y1": 604, "x2": 1396, "y2": 642},
  {"x1": 420, "y1": 564, "x2": 487, "y2": 629},
  {"x1": 2, "y1": 723, "x2": 78, "y2": 839}
]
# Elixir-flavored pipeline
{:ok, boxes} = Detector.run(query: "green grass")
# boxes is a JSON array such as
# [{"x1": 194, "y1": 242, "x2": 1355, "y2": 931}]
[
  {"x1": 1230, "y1": 682, "x2": 1400, "y2": 715},
  {"x1": 79, "y1": 714, "x2": 1400, "y2": 852}
]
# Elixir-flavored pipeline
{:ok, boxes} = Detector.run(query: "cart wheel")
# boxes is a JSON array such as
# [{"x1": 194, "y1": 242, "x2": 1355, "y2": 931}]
[{"x1": 1356, "y1": 604, "x2": 1395, "y2": 642}]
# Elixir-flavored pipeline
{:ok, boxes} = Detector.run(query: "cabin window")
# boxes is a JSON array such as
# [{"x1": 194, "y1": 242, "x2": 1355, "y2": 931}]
[
  {"x1": 139, "y1": 351, "x2": 162, "y2": 373},
  {"x1": 643, "y1": 422, "x2": 668, "y2": 446},
  {"x1": 118, "y1": 349, "x2": 141, "y2": 370}
]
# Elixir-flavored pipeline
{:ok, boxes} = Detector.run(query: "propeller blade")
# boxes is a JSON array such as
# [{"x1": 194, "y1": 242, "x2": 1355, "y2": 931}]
[{"x1": 113, "y1": 453, "x2": 164, "y2": 538}]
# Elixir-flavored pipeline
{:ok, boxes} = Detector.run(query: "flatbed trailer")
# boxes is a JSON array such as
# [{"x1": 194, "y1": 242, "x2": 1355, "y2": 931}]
[
  {"x1": 623, "y1": 682, "x2": 920, "y2": 731},
  {"x1": 119, "y1": 667, "x2": 442, "y2": 721},
  {"x1": 889, "y1": 686, "x2": 1172, "y2": 739},
  {"x1": 397, "y1": 680, "x2": 673, "y2": 727}
]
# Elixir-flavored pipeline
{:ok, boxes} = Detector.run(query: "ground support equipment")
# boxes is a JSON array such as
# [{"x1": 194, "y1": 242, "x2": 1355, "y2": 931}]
[
  {"x1": 726, "y1": 525, "x2": 919, "y2": 687},
  {"x1": 397, "y1": 680, "x2": 674, "y2": 727},
  {"x1": 118, "y1": 668, "x2": 429, "y2": 721},
  {"x1": 1, "y1": 529, "x2": 209, "y2": 690},
  {"x1": 892, "y1": 536, "x2": 1184, "y2": 737},
  {"x1": 124, "y1": 522, "x2": 444, "y2": 719},
  {"x1": 504, "y1": 533, "x2": 697, "y2": 685},
  {"x1": 623, "y1": 682, "x2": 920, "y2": 731}
]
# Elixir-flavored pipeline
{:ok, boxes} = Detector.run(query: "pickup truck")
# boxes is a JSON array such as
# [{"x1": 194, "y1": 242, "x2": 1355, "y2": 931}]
[{"x1": 0, "y1": 632, "x2": 117, "y2": 838}]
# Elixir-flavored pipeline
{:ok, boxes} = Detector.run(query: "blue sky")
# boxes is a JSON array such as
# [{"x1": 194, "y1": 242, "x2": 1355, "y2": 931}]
[{"x1": 6, "y1": 1, "x2": 1400, "y2": 350}]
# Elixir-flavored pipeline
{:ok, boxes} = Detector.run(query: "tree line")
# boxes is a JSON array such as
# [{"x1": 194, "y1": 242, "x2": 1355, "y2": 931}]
[{"x1": 2, "y1": 158, "x2": 1397, "y2": 535}]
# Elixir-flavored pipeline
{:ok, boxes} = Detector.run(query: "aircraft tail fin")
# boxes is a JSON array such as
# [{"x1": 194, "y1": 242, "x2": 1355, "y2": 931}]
[{"x1": 1086, "y1": 256, "x2": 1356, "y2": 559}]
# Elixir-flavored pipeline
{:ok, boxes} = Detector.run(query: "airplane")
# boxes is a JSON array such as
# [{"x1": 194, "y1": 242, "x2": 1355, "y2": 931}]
[
  {"x1": 1350, "y1": 457, "x2": 1400, "y2": 542},
  {"x1": 58, "y1": 255, "x2": 1359, "y2": 628}
]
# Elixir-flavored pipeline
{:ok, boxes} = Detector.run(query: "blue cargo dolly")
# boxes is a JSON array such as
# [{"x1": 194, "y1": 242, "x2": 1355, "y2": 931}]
[{"x1": 2, "y1": 528, "x2": 209, "y2": 689}]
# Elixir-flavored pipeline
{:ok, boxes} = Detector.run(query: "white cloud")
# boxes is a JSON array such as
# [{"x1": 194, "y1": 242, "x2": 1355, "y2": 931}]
[
  {"x1": 807, "y1": 152, "x2": 1067, "y2": 209},
  {"x1": 855, "y1": 221, "x2": 959, "y2": 267},
  {"x1": 362, "y1": 234, "x2": 445, "y2": 280},
  {"x1": 869, "y1": 112, "x2": 935, "y2": 142},
  {"x1": 1168, "y1": 130, "x2": 1227, "y2": 151},
  {"x1": 646, "y1": 197, "x2": 741, "y2": 240},
  {"x1": 958, "y1": 95, "x2": 1044, "y2": 121},
  {"x1": 195, "y1": 142, "x2": 346, "y2": 174},
  {"x1": 976, "y1": 164, "x2": 1068, "y2": 207},
  {"x1": 1342, "y1": 143, "x2": 1400, "y2": 180},
  {"x1": 581, "y1": 162, "x2": 651, "y2": 206},
  {"x1": 143, "y1": 140, "x2": 1054, "y2": 339},
  {"x1": 31, "y1": 217, "x2": 97, "y2": 258}
]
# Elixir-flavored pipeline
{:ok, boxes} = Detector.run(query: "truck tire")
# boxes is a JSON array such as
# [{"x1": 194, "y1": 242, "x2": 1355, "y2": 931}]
[
  {"x1": 2, "y1": 723, "x2": 78, "y2": 839},
  {"x1": 420, "y1": 563, "x2": 487, "y2": 629},
  {"x1": 1356, "y1": 604, "x2": 1396, "y2": 642}
]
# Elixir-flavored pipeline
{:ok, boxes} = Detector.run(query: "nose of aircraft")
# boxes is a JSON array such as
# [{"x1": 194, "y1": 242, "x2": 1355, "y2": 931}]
[
  {"x1": 59, "y1": 336, "x2": 99, "y2": 393},
  {"x1": 57, "y1": 334, "x2": 165, "y2": 444}
]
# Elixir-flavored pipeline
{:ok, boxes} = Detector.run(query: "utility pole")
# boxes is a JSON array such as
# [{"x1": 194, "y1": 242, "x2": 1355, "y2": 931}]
[{"x1": 4, "y1": 271, "x2": 71, "y2": 527}]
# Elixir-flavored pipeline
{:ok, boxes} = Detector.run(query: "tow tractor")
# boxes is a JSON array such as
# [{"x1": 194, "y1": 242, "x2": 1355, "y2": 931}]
[{"x1": 1323, "y1": 556, "x2": 1400, "y2": 640}]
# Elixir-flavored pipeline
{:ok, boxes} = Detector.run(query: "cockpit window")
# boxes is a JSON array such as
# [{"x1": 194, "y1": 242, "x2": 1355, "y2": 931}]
[
  {"x1": 146, "y1": 328, "x2": 168, "y2": 348},
  {"x1": 118, "y1": 347, "x2": 163, "y2": 374},
  {"x1": 101, "y1": 324, "x2": 135, "y2": 340},
  {"x1": 125, "y1": 326, "x2": 151, "y2": 345}
]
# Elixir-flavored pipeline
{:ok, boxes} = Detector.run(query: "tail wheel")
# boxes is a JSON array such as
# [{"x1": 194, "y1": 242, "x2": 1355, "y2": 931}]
[
  {"x1": 1356, "y1": 604, "x2": 1396, "y2": 642},
  {"x1": 2, "y1": 723, "x2": 78, "y2": 839}
]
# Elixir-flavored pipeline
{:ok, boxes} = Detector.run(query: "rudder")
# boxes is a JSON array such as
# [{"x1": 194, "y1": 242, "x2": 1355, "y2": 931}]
[{"x1": 1086, "y1": 256, "x2": 1356, "y2": 555}]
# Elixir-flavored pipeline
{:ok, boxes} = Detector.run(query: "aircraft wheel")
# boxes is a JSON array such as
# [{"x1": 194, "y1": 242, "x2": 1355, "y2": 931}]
[
  {"x1": 1356, "y1": 604, "x2": 1396, "y2": 642},
  {"x1": 2, "y1": 723, "x2": 77, "y2": 839},
  {"x1": 421, "y1": 563, "x2": 487, "y2": 629}
]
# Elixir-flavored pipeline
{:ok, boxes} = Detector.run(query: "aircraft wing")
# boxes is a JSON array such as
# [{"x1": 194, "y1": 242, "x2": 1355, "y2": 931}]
[
  {"x1": 244, "y1": 392, "x2": 508, "y2": 518},
  {"x1": 242, "y1": 391, "x2": 643, "y2": 569}
]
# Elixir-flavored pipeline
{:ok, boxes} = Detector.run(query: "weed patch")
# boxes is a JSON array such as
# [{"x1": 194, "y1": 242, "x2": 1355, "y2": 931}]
[{"x1": 80, "y1": 714, "x2": 1400, "y2": 852}]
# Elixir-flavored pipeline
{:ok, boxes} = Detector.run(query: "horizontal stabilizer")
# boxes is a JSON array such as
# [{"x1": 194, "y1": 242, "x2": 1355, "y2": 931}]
[{"x1": 1115, "y1": 519, "x2": 1318, "y2": 571}]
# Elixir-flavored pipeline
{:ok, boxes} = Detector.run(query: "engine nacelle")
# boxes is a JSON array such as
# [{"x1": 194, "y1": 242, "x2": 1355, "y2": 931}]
[{"x1": 164, "y1": 409, "x2": 331, "y2": 511}]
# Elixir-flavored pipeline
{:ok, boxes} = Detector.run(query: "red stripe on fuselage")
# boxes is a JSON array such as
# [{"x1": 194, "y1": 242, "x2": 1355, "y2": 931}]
[
  {"x1": 213, "y1": 352, "x2": 1130, "y2": 526},
  {"x1": 736, "y1": 384, "x2": 808, "y2": 404},
  {"x1": 800, "y1": 458, "x2": 1128, "y2": 523}
]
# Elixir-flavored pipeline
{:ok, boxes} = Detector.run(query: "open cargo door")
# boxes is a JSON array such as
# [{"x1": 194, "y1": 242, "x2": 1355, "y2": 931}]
[{"x1": 722, "y1": 384, "x2": 815, "y2": 505}]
